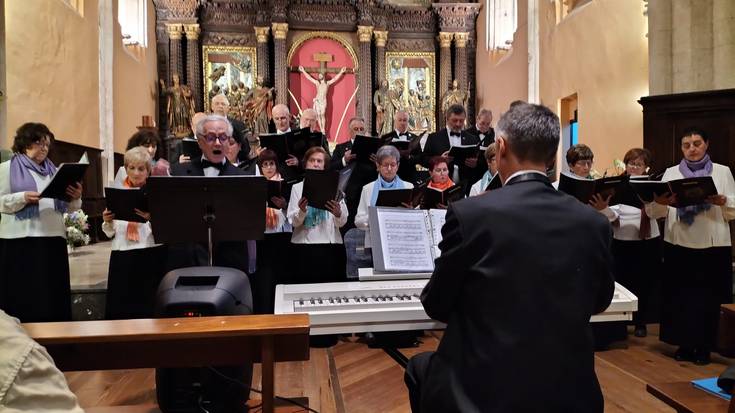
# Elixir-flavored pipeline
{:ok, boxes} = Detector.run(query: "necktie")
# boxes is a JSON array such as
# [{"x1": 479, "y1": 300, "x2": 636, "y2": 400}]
[{"x1": 202, "y1": 159, "x2": 225, "y2": 171}]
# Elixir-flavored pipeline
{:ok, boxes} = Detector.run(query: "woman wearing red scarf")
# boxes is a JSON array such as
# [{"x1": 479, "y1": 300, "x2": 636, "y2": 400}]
[
  {"x1": 648, "y1": 128, "x2": 735, "y2": 365},
  {"x1": 427, "y1": 156, "x2": 455, "y2": 209},
  {"x1": 0, "y1": 123, "x2": 83, "y2": 322},
  {"x1": 102, "y1": 147, "x2": 166, "y2": 320}
]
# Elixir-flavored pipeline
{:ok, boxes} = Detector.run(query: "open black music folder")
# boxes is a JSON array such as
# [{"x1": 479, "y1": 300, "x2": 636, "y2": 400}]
[
  {"x1": 368, "y1": 206, "x2": 447, "y2": 273},
  {"x1": 104, "y1": 187, "x2": 149, "y2": 223}
]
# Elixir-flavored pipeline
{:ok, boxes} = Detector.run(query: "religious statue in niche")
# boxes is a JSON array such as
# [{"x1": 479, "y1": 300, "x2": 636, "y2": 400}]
[
  {"x1": 203, "y1": 45, "x2": 257, "y2": 116},
  {"x1": 242, "y1": 76, "x2": 274, "y2": 136},
  {"x1": 441, "y1": 79, "x2": 470, "y2": 114},
  {"x1": 373, "y1": 79, "x2": 395, "y2": 136},
  {"x1": 298, "y1": 64, "x2": 347, "y2": 133},
  {"x1": 386, "y1": 52, "x2": 436, "y2": 133},
  {"x1": 160, "y1": 73, "x2": 195, "y2": 138}
]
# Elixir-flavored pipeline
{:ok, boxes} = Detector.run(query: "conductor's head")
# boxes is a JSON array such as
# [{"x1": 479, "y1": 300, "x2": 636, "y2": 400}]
[
  {"x1": 495, "y1": 103, "x2": 560, "y2": 184},
  {"x1": 195, "y1": 114, "x2": 233, "y2": 164}
]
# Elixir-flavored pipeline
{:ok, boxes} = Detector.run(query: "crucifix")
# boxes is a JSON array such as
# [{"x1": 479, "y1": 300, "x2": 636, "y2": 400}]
[{"x1": 293, "y1": 52, "x2": 351, "y2": 133}]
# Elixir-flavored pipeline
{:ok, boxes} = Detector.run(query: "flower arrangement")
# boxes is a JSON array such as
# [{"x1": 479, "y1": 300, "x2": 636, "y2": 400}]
[{"x1": 64, "y1": 210, "x2": 90, "y2": 249}]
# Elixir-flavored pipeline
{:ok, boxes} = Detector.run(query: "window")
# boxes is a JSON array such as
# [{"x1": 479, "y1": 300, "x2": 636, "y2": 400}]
[
  {"x1": 570, "y1": 112, "x2": 579, "y2": 146},
  {"x1": 485, "y1": 0, "x2": 517, "y2": 51},
  {"x1": 60, "y1": 0, "x2": 84, "y2": 17},
  {"x1": 118, "y1": 0, "x2": 147, "y2": 47}
]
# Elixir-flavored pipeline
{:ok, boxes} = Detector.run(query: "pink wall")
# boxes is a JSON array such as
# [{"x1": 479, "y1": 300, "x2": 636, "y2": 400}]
[{"x1": 288, "y1": 38, "x2": 357, "y2": 144}]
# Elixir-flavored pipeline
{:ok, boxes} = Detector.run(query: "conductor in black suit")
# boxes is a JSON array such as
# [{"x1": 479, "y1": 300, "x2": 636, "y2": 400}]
[
  {"x1": 421, "y1": 104, "x2": 479, "y2": 192},
  {"x1": 168, "y1": 114, "x2": 251, "y2": 274},
  {"x1": 330, "y1": 117, "x2": 377, "y2": 232},
  {"x1": 405, "y1": 103, "x2": 615, "y2": 413},
  {"x1": 380, "y1": 110, "x2": 422, "y2": 184}
]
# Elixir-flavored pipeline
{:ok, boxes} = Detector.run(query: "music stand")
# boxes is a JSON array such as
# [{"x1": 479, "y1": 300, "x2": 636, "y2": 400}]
[{"x1": 146, "y1": 176, "x2": 267, "y2": 265}]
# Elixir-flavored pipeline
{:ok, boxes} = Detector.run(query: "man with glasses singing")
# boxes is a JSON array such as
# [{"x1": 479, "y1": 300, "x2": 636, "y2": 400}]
[
  {"x1": 168, "y1": 114, "x2": 252, "y2": 273},
  {"x1": 330, "y1": 117, "x2": 378, "y2": 232}
]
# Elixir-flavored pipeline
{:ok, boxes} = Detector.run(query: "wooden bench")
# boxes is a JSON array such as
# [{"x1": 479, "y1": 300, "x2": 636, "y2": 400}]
[{"x1": 23, "y1": 314, "x2": 310, "y2": 413}]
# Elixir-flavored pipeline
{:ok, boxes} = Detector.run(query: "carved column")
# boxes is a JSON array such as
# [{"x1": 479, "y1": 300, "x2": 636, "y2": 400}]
[
  {"x1": 166, "y1": 23, "x2": 184, "y2": 82},
  {"x1": 357, "y1": 25, "x2": 374, "y2": 133},
  {"x1": 437, "y1": 32, "x2": 454, "y2": 127},
  {"x1": 183, "y1": 24, "x2": 202, "y2": 112},
  {"x1": 272, "y1": 22, "x2": 289, "y2": 106},
  {"x1": 373, "y1": 30, "x2": 388, "y2": 85},
  {"x1": 255, "y1": 26, "x2": 271, "y2": 87},
  {"x1": 453, "y1": 32, "x2": 469, "y2": 92}
]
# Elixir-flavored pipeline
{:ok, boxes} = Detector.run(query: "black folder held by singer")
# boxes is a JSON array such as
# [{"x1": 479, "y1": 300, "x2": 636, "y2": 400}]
[
  {"x1": 105, "y1": 187, "x2": 149, "y2": 223},
  {"x1": 303, "y1": 169, "x2": 339, "y2": 210},
  {"x1": 558, "y1": 172, "x2": 631, "y2": 206},
  {"x1": 40, "y1": 163, "x2": 89, "y2": 202},
  {"x1": 351, "y1": 135, "x2": 382, "y2": 162},
  {"x1": 448, "y1": 144, "x2": 480, "y2": 160},
  {"x1": 266, "y1": 179, "x2": 294, "y2": 209},
  {"x1": 630, "y1": 176, "x2": 718, "y2": 207},
  {"x1": 421, "y1": 185, "x2": 464, "y2": 209},
  {"x1": 375, "y1": 188, "x2": 413, "y2": 207}
]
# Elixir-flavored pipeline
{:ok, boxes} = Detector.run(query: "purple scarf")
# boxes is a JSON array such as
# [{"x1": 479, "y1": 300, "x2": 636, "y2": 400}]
[
  {"x1": 9, "y1": 154, "x2": 67, "y2": 220},
  {"x1": 676, "y1": 154, "x2": 713, "y2": 225}
]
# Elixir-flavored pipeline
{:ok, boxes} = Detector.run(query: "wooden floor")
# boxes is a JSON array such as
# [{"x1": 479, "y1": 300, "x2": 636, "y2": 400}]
[{"x1": 65, "y1": 326, "x2": 733, "y2": 413}]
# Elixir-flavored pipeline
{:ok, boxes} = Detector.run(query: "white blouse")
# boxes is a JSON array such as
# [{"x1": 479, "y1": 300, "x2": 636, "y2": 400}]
[
  {"x1": 647, "y1": 163, "x2": 735, "y2": 249},
  {"x1": 101, "y1": 219, "x2": 159, "y2": 251},
  {"x1": 354, "y1": 180, "x2": 414, "y2": 247},
  {"x1": 602, "y1": 204, "x2": 661, "y2": 241},
  {"x1": 287, "y1": 181, "x2": 348, "y2": 244},
  {"x1": 0, "y1": 160, "x2": 82, "y2": 239}
]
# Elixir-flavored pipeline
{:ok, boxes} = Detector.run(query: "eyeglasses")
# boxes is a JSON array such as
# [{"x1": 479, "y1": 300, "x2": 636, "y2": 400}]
[
  {"x1": 198, "y1": 133, "x2": 229, "y2": 144},
  {"x1": 351, "y1": 126, "x2": 366, "y2": 132},
  {"x1": 379, "y1": 162, "x2": 398, "y2": 170},
  {"x1": 32, "y1": 140, "x2": 51, "y2": 149},
  {"x1": 574, "y1": 160, "x2": 593, "y2": 167},
  {"x1": 626, "y1": 162, "x2": 646, "y2": 168}
]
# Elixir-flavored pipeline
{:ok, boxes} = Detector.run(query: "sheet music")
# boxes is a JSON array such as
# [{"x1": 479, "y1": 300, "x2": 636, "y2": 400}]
[
  {"x1": 376, "y1": 209, "x2": 435, "y2": 272},
  {"x1": 428, "y1": 209, "x2": 447, "y2": 258}
]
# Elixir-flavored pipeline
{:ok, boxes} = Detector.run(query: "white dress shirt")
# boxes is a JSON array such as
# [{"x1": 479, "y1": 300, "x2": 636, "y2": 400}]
[
  {"x1": 602, "y1": 204, "x2": 661, "y2": 240},
  {"x1": 647, "y1": 163, "x2": 735, "y2": 249},
  {"x1": 287, "y1": 181, "x2": 348, "y2": 244},
  {"x1": 0, "y1": 160, "x2": 82, "y2": 239},
  {"x1": 354, "y1": 180, "x2": 414, "y2": 247},
  {"x1": 201, "y1": 156, "x2": 226, "y2": 177},
  {"x1": 447, "y1": 129, "x2": 462, "y2": 147}
]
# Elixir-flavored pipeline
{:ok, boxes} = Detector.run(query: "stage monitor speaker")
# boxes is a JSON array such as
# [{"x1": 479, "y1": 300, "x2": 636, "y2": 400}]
[{"x1": 154, "y1": 267, "x2": 253, "y2": 413}]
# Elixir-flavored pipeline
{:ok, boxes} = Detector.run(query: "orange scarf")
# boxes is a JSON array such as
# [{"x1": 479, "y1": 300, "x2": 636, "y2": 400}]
[
  {"x1": 265, "y1": 173, "x2": 282, "y2": 230},
  {"x1": 123, "y1": 177, "x2": 142, "y2": 242},
  {"x1": 428, "y1": 178, "x2": 455, "y2": 191}
]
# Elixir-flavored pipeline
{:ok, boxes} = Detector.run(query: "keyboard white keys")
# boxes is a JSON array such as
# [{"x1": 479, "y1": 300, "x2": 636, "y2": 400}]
[{"x1": 275, "y1": 280, "x2": 638, "y2": 335}]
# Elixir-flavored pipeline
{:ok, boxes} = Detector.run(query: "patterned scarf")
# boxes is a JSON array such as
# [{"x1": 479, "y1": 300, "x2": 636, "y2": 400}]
[
  {"x1": 122, "y1": 177, "x2": 144, "y2": 242},
  {"x1": 676, "y1": 154, "x2": 713, "y2": 225},
  {"x1": 369, "y1": 174, "x2": 405, "y2": 206},
  {"x1": 9, "y1": 154, "x2": 66, "y2": 220},
  {"x1": 304, "y1": 206, "x2": 328, "y2": 228},
  {"x1": 428, "y1": 177, "x2": 455, "y2": 191},
  {"x1": 479, "y1": 170, "x2": 494, "y2": 192},
  {"x1": 265, "y1": 172, "x2": 282, "y2": 230}
]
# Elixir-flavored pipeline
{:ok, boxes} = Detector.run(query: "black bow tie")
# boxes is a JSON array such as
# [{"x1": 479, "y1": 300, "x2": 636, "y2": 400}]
[
  {"x1": 201, "y1": 159, "x2": 225, "y2": 171},
  {"x1": 449, "y1": 133, "x2": 461, "y2": 138}
]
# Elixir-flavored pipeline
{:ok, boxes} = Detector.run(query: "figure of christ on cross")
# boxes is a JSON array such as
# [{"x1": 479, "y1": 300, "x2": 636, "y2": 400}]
[{"x1": 297, "y1": 52, "x2": 348, "y2": 134}]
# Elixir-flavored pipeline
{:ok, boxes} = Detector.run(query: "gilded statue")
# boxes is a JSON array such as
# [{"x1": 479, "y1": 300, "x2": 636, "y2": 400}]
[
  {"x1": 441, "y1": 79, "x2": 470, "y2": 113},
  {"x1": 160, "y1": 73, "x2": 195, "y2": 138},
  {"x1": 373, "y1": 79, "x2": 394, "y2": 136},
  {"x1": 298, "y1": 65, "x2": 347, "y2": 133},
  {"x1": 243, "y1": 76, "x2": 274, "y2": 136}
]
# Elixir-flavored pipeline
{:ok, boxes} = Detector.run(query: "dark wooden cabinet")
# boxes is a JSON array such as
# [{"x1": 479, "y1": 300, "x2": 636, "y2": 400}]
[{"x1": 639, "y1": 89, "x2": 735, "y2": 174}]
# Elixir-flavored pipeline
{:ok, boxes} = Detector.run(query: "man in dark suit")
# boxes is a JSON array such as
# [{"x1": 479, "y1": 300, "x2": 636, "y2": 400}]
[
  {"x1": 380, "y1": 110, "x2": 422, "y2": 184},
  {"x1": 300, "y1": 107, "x2": 332, "y2": 155},
  {"x1": 405, "y1": 103, "x2": 615, "y2": 413},
  {"x1": 211, "y1": 94, "x2": 248, "y2": 144},
  {"x1": 422, "y1": 104, "x2": 479, "y2": 192},
  {"x1": 331, "y1": 116, "x2": 377, "y2": 232},
  {"x1": 169, "y1": 114, "x2": 252, "y2": 275},
  {"x1": 465, "y1": 108, "x2": 495, "y2": 184}
]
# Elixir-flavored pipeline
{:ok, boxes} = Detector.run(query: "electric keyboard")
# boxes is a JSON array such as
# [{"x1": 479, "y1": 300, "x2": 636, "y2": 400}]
[{"x1": 274, "y1": 279, "x2": 638, "y2": 335}]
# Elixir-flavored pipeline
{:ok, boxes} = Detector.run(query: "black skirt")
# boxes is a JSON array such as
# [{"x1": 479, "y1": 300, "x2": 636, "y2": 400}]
[
  {"x1": 290, "y1": 243, "x2": 347, "y2": 285},
  {"x1": 105, "y1": 245, "x2": 167, "y2": 320},
  {"x1": 0, "y1": 236, "x2": 71, "y2": 322},
  {"x1": 660, "y1": 242, "x2": 732, "y2": 350},
  {"x1": 612, "y1": 237, "x2": 662, "y2": 325},
  {"x1": 252, "y1": 232, "x2": 293, "y2": 314}
]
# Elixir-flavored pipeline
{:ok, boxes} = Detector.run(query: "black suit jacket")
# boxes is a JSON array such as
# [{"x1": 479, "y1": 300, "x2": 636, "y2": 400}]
[
  {"x1": 421, "y1": 128, "x2": 480, "y2": 184},
  {"x1": 331, "y1": 140, "x2": 378, "y2": 230},
  {"x1": 380, "y1": 130, "x2": 421, "y2": 184},
  {"x1": 168, "y1": 159, "x2": 251, "y2": 274},
  {"x1": 420, "y1": 172, "x2": 614, "y2": 413},
  {"x1": 465, "y1": 126, "x2": 496, "y2": 183}
]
